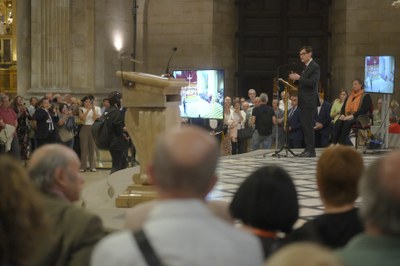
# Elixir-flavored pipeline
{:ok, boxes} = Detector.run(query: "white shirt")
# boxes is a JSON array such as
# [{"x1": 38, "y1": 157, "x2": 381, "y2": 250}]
[
  {"x1": 80, "y1": 106, "x2": 101, "y2": 125},
  {"x1": 91, "y1": 199, "x2": 263, "y2": 266}
]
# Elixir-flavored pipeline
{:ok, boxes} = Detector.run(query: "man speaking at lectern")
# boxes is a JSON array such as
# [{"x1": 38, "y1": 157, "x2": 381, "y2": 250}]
[{"x1": 289, "y1": 46, "x2": 320, "y2": 158}]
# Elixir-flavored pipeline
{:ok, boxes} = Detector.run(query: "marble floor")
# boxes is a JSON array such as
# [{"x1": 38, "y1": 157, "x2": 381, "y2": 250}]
[{"x1": 80, "y1": 148, "x2": 387, "y2": 230}]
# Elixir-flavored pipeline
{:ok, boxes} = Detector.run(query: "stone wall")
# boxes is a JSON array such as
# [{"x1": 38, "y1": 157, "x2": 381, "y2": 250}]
[
  {"x1": 330, "y1": 0, "x2": 400, "y2": 103},
  {"x1": 140, "y1": 0, "x2": 237, "y2": 97}
]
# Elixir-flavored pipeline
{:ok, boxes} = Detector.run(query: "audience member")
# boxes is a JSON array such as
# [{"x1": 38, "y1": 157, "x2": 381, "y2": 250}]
[
  {"x1": 0, "y1": 94, "x2": 20, "y2": 157},
  {"x1": 101, "y1": 98, "x2": 110, "y2": 114},
  {"x1": 0, "y1": 154, "x2": 48, "y2": 266},
  {"x1": 337, "y1": 150, "x2": 400, "y2": 266},
  {"x1": 251, "y1": 93, "x2": 276, "y2": 150},
  {"x1": 124, "y1": 199, "x2": 234, "y2": 231},
  {"x1": 230, "y1": 165, "x2": 299, "y2": 258},
  {"x1": 279, "y1": 90, "x2": 292, "y2": 111},
  {"x1": 32, "y1": 97, "x2": 59, "y2": 147},
  {"x1": 389, "y1": 99, "x2": 400, "y2": 119},
  {"x1": 265, "y1": 243, "x2": 344, "y2": 266},
  {"x1": 388, "y1": 115, "x2": 400, "y2": 133},
  {"x1": 271, "y1": 98, "x2": 284, "y2": 149},
  {"x1": 12, "y1": 95, "x2": 31, "y2": 160},
  {"x1": 287, "y1": 95, "x2": 303, "y2": 148},
  {"x1": 239, "y1": 101, "x2": 253, "y2": 153},
  {"x1": 222, "y1": 96, "x2": 233, "y2": 155},
  {"x1": 332, "y1": 78, "x2": 372, "y2": 145},
  {"x1": 28, "y1": 144, "x2": 107, "y2": 266},
  {"x1": 372, "y1": 98, "x2": 383, "y2": 126},
  {"x1": 106, "y1": 91, "x2": 129, "y2": 173},
  {"x1": 330, "y1": 89, "x2": 347, "y2": 123},
  {"x1": 289, "y1": 146, "x2": 363, "y2": 248},
  {"x1": 228, "y1": 100, "x2": 245, "y2": 155},
  {"x1": 253, "y1": 96, "x2": 261, "y2": 107},
  {"x1": 57, "y1": 103, "x2": 76, "y2": 148},
  {"x1": 27, "y1": 96, "x2": 39, "y2": 153},
  {"x1": 79, "y1": 95, "x2": 101, "y2": 172},
  {"x1": 91, "y1": 126, "x2": 263, "y2": 266},
  {"x1": 313, "y1": 94, "x2": 332, "y2": 148},
  {"x1": 247, "y1": 88, "x2": 257, "y2": 107}
]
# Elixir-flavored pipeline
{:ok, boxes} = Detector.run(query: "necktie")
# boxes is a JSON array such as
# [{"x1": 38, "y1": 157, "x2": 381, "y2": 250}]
[{"x1": 289, "y1": 108, "x2": 295, "y2": 118}]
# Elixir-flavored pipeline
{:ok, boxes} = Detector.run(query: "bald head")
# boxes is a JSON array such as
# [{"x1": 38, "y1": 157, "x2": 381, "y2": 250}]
[
  {"x1": 151, "y1": 126, "x2": 220, "y2": 198},
  {"x1": 360, "y1": 150, "x2": 400, "y2": 236},
  {"x1": 379, "y1": 150, "x2": 400, "y2": 200},
  {"x1": 28, "y1": 144, "x2": 82, "y2": 201}
]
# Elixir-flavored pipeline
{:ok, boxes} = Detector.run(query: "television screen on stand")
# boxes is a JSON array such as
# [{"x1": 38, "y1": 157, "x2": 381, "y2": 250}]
[
  {"x1": 364, "y1": 55, "x2": 395, "y2": 94},
  {"x1": 172, "y1": 69, "x2": 224, "y2": 120}
]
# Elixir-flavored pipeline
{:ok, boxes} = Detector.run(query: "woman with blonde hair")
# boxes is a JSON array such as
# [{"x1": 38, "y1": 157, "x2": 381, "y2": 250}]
[
  {"x1": 0, "y1": 154, "x2": 48, "y2": 266},
  {"x1": 330, "y1": 89, "x2": 348, "y2": 123}
]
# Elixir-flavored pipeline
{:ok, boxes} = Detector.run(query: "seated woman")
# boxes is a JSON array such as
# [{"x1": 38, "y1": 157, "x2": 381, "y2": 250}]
[
  {"x1": 229, "y1": 166, "x2": 299, "y2": 259},
  {"x1": 331, "y1": 78, "x2": 372, "y2": 145}
]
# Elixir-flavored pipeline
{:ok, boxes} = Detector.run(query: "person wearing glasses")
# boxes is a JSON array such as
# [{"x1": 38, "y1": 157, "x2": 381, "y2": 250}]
[{"x1": 289, "y1": 46, "x2": 320, "y2": 157}]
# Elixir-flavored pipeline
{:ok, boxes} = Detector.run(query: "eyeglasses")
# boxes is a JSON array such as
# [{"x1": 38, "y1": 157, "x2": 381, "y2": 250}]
[{"x1": 299, "y1": 52, "x2": 310, "y2": 56}]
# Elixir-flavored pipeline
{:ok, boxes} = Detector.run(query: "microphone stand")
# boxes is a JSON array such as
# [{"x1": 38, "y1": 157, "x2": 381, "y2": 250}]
[
  {"x1": 273, "y1": 79, "x2": 298, "y2": 158},
  {"x1": 162, "y1": 47, "x2": 178, "y2": 78}
]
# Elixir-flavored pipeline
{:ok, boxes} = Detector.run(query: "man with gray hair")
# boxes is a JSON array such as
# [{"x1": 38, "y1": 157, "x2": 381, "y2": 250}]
[
  {"x1": 247, "y1": 88, "x2": 257, "y2": 107},
  {"x1": 337, "y1": 150, "x2": 400, "y2": 266},
  {"x1": 251, "y1": 93, "x2": 277, "y2": 150},
  {"x1": 91, "y1": 126, "x2": 263, "y2": 266},
  {"x1": 28, "y1": 144, "x2": 107, "y2": 266}
]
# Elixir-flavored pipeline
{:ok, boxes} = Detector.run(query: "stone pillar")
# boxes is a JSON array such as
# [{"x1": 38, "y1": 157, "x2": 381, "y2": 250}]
[{"x1": 17, "y1": 0, "x2": 32, "y2": 95}]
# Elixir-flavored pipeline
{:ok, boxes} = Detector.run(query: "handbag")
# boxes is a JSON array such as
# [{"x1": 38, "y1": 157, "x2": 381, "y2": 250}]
[
  {"x1": 238, "y1": 127, "x2": 253, "y2": 139},
  {"x1": 58, "y1": 128, "x2": 74, "y2": 142}
]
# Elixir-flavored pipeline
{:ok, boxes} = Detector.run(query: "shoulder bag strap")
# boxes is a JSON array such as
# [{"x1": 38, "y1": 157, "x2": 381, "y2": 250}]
[{"x1": 132, "y1": 229, "x2": 163, "y2": 266}]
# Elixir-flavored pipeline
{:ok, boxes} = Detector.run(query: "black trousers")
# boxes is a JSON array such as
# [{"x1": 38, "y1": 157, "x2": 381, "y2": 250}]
[
  {"x1": 332, "y1": 119, "x2": 356, "y2": 145},
  {"x1": 109, "y1": 149, "x2": 125, "y2": 174},
  {"x1": 300, "y1": 107, "x2": 315, "y2": 153}
]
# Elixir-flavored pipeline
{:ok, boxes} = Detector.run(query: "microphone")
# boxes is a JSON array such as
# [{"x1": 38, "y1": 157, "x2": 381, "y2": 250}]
[
  {"x1": 130, "y1": 58, "x2": 143, "y2": 64},
  {"x1": 276, "y1": 62, "x2": 295, "y2": 78},
  {"x1": 276, "y1": 62, "x2": 295, "y2": 97},
  {"x1": 129, "y1": 53, "x2": 143, "y2": 64},
  {"x1": 162, "y1": 47, "x2": 178, "y2": 78}
]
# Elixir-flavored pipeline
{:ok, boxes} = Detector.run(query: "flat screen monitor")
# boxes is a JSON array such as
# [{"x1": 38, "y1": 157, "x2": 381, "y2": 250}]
[
  {"x1": 172, "y1": 69, "x2": 224, "y2": 119},
  {"x1": 364, "y1": 55, "x2": 395, "y2": 94}
]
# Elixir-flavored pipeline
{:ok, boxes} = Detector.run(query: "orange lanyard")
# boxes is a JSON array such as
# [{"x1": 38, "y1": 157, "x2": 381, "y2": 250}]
[{"x1": 248, "y1": 227, "x2": 278, "y2": 239}]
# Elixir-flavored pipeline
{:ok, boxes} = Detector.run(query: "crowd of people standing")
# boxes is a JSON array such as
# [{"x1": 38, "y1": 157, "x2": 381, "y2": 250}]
[{"x1": 0, "y1": 91, "x2": 135, "y2": 173}]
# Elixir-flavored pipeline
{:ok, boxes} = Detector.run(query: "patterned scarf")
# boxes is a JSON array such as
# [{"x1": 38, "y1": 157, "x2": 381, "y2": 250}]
[{"x1": 345, "y1": 89, "x2": 364, "y2": 115}]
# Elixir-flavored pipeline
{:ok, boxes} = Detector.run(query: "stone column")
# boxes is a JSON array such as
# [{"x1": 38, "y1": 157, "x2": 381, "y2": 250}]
[{"x1": 17, "y1": 0, "x2": 32, "y2": 95}]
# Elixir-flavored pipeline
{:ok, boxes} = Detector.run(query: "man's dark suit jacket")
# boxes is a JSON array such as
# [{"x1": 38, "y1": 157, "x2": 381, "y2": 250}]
[
  {"x1": 297, "y1": 59, "x2": 320, "y2": 109},
  {"x1": 314, "y1": 100, "x2": 332, "y2": 147},
  {"x1": 288, "y1": 107, "x2": 303, "y2": 143},
  {"x1": 33, "y1": 108, "x2": 59, "y2": 142}
]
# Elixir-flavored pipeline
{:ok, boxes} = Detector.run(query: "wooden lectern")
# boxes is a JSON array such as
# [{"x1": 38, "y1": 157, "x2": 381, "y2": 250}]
[{"x1": 115, "y1": 71, "x2": 188, "y2": 207}]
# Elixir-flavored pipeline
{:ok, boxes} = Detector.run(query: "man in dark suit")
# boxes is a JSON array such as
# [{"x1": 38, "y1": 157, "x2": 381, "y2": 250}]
[
  {"x1": 314, "y1": 95, "x2": 332, "y2": 148},
  {"x1": 289, "y1": 46, "x2": 320, "y2": 157},
  {"x1": 28, "y1": 144, "x2": 107, "y2": 266},
  {"x1": 32, "y1": 97, "x2": 59, "y2": 147},
  {"x1": 287, "y1": 95, "x2": 303, "y2": 148}
]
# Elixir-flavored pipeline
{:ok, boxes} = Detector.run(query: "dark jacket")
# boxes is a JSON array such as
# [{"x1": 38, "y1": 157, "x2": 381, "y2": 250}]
[
  {"x1": 288, "y1": 107, "x2": 303, "y2": 141},
  {"x1": 296, "y1": 59, "x2": 320, "y2": 109},
  {"x1": 33, "y1": 108, "x2": 59, "y2": 141},
  {"x1": 105, "y1": 106, "x2": 127, "y2": 150}
]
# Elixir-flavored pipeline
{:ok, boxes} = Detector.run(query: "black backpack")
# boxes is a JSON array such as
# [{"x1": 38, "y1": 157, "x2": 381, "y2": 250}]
[{"x1": 91, "y1": 110, "x2": 115, "y2": 150}]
